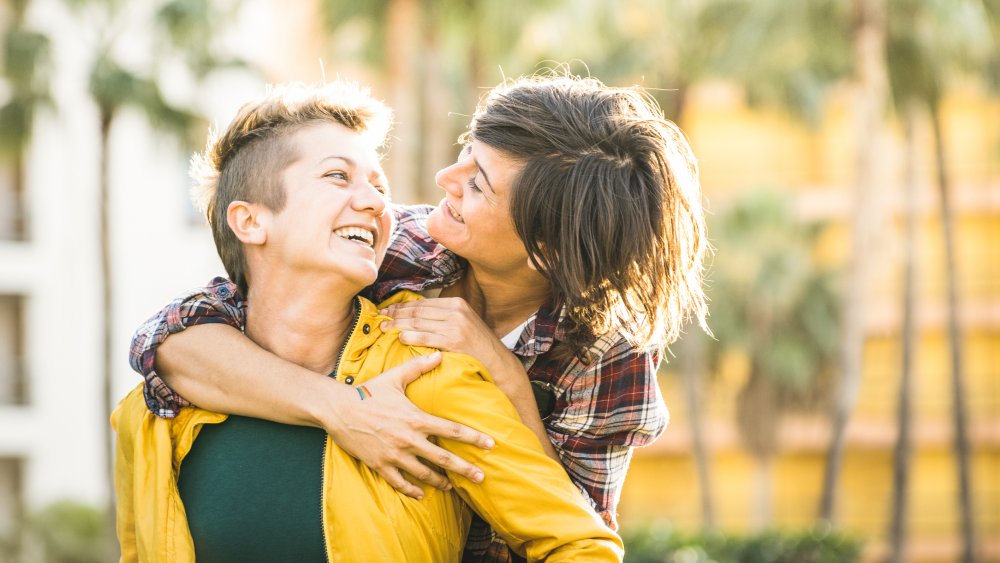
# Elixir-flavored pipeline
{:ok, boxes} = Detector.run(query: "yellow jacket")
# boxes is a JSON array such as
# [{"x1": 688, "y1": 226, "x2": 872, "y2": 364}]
[{"x1": 112, "y1": 291, "x2": 623, "y2": 562}]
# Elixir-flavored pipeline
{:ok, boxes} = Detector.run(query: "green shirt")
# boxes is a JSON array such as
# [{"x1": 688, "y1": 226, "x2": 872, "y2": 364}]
[{"x1": 177, "y1": 415, "x2": 328, "y2": 562}]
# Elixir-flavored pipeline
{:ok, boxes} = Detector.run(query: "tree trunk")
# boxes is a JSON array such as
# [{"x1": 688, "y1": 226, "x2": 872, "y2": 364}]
[
  {"x1": 665, "y1": 83, "x2": 688, "y2": 127},
  {"x1": 888, "y1": 101, "x2": 920, "y2": 563},
  {"x1": 752, "y1": 454, "x2": 774, "y2": 531},
  {"x1": 98, "y1": 108, "x2": 118, "y2": 561},
  {"x1": 680, "y1": 334, "x2": 714, "y2": 530},
  {"x1": 929, "y1": 99, "x2": 975, "y2": 563},
  {"x1": 384, "y1": 0, "x2": 422, "y2": 203},
  {"x1": 467, "y1": 1, "x2": 485, "y2": 103},
  {"x1": 12, "y1": 146, "x2": 26, "y2": 241},
  {"x1": 736, "y1": 367, "x2": 779, "y2": 531},
  {"x1": 418, "y1": 9, "x2": 452, "y2": 204},
  {"x1": 819, "y1": 0, "x2": 889, "y2": 524}
]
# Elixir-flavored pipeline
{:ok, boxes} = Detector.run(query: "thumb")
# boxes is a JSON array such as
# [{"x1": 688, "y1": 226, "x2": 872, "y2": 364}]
[{"x1": 392, "y1": 351, "x2": 442, "y2": 388}]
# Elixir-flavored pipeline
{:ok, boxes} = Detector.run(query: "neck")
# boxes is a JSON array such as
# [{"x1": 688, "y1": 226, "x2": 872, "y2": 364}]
[
  {"x1": 446, "y1": 263, "x2": 550, "y2": 338},
  {"x1": 244, "y1": 272, "x2": 358, "y2": 375}
]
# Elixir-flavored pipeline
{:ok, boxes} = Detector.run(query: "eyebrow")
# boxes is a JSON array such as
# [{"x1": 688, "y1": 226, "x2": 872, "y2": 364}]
[{"x1": 318, "y1": 155, "x2": 355, "y2": 168}]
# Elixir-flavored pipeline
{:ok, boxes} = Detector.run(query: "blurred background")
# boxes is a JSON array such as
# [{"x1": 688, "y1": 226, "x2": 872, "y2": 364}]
[{"x1": 0, "y1": 0, "x2": 997, "y2": 561}]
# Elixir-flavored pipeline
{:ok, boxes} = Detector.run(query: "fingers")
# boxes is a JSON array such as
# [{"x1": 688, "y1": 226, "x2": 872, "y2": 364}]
[
  {"x1": 380, "y1": 298, "x2": 469, "y2": 321},
  {"x1": 381, "y1": 318, "x2": 456, "y2": 349},
  {"x1": 383, "y1": 352, "x2": 442, "y2": 387},
  {"x1": 394, "y1": 455, "x2": 453, "y2": 492},
  {"x1": 422, "y1": 416, "x2": 495, "y2": 451},
  {"x1": 398, "y1": 330, "x2": 451, "y2": 351},
  {"x1": 417, "y1": 442, "x2": 486, "y2": 484},
  {"x1": 378, "y1": 466, "x2": 427, "y2": 500},
  {"x1": 372, "y1": 434, "x2": 487, "y2": 496}
]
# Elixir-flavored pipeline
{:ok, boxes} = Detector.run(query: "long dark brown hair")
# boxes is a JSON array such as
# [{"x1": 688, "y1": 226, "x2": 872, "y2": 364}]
[{"x1": 468, "y1": 75, "x2": 709, "y2": 358}]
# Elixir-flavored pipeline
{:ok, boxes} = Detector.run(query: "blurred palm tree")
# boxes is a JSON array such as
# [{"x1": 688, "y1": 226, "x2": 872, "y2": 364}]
[
  {"x1": 63, "y1": 0, "x2": 246, "y2": 555},
  {"x1": 0, "y1": 0, "x2": 53, "y2": 241},
  {"x1": 887, "y1": 96, "x2": 921, "y2": 563},
  {"x1": 319, "y1": 0, "x2": 555, "y2": 203},
  {"x1": 698, "y1": 191, "x2": 841, "y2": 529},
  {"x1": 884, "y1": 1, "x2": 995, "y2": 560},
  {"x1": 811, "y1": 0, "x2": 892, "y2": 527},
  {"x1": 514, "y1": 0, "x2": 748, "y2": 123}
]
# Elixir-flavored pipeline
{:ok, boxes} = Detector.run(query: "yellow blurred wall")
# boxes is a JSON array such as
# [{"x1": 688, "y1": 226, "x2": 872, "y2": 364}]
[{"x1": 618, "y1": 82, "x2": 999, "y2": 563}]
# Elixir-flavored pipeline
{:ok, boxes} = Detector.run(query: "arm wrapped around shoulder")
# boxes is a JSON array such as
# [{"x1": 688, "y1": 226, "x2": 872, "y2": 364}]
[{"x1": 403, "y1": 349, "x2": 624, "y2": 562}]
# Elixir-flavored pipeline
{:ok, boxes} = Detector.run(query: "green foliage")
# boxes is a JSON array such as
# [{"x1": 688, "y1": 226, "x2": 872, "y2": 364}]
[
  {"x1": 66, "y1": 0, "x2": 251, "y2": 149},
  {"x1": 25, "y1": 501, "x2": 109, "y2": 563},
  {"x1": 87, "y1": 51, "x2": 199, "y2": 142},
  {"x1": 705, "y1": 190, "x2": 840, "y2": 395},
  {"x1": 622, "y1": 524, "x2": 863, "y2": 563},
  {"x1": 717, "y1": 0, "x2": 853, "y2": 125},
  {"x1": 0, "y1": 0, "x2": 54, "y2": 151},
  {"x1": 156, "y1": 0, "x2": 246, "y2": 77},
  {"x1": 887, "y1": 0, "x2": 995, "y2": 108},
  {"x1": 693, "y1": 190, "x2": 841, "y2": 458}
]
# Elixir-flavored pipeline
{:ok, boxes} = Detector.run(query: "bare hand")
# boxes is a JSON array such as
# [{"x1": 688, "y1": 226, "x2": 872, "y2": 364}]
[
  {"x1": 325, "y1": 352, "x2": 494, "y2": 499},
  {"x1": 380, "y1": 298, "x2": 520, "y2": 387},
  {"x1": 381, "y1": 299, "x2": 560, "y2": 461}
]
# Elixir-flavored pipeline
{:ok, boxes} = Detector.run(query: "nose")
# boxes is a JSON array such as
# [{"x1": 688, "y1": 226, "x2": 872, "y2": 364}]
[
  {"x1": 434, "y1": 161, "x2": 463, "y2": 197},
  {"x1": 354, "y1": 181, "x2": 388, "y2": 217}
]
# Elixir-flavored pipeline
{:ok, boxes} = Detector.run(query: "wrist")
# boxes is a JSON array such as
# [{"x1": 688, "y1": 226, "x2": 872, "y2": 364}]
[{"x1": 305, "y1": 377, "x2": 353, "y2": 437}]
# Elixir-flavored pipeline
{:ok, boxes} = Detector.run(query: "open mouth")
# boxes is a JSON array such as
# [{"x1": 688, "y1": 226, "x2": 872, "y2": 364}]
[
  {"x1": 445, "y1": 201, "x2": 465, "y2": 223},
  {"x1": 332, "y1": 226, "x2": 375, "y2": 249}
]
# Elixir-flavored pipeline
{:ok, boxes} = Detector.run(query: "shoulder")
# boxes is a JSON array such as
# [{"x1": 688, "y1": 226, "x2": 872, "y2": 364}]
[{"x1": 551, "y1": 331, "x2": 661, "y2": 392}]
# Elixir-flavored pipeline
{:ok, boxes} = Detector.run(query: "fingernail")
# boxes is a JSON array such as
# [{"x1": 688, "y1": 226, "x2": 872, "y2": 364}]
[
  {"x1": 380, "y1": 321, "x2": 389, "y2": 330},
  {"x1": 380, "y1": 309, "x2": 388, "y2": 316},
  {"x1": 484, "y1": 438, "x2": 495, "y2": 449},
  {"x1": 430, "y1": 351, "x2": 441, "y2": 360},
  {"x1": 473, "y1": 471, "x2": 484, "y2": 483}
]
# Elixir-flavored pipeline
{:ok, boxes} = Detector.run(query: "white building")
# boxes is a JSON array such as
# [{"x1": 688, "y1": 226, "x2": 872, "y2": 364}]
[{"x1": 0, "y1": 0, "x2": 319, "y2": 546}]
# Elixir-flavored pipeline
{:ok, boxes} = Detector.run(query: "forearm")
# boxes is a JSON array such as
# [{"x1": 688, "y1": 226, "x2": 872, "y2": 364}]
[
  {"x1": 490, "y1": 353, "x2": 560, "y2": 461},
  {"x1": 156, "y1": 324, "x2": 346, "y2": 428}
]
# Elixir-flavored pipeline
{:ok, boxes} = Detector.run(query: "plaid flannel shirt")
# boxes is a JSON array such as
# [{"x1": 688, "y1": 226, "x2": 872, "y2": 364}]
[{"x1": 129, "y1": 204, "x2": 669, "y2": 563}]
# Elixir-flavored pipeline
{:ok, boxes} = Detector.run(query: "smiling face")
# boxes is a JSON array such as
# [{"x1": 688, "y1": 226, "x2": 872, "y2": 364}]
[
  {"x1": 259, "y1": 122, "x2": 392, "y2": 291},
  {"x1": 426, "y1": 140, "x2": 530, "y2": 274}
]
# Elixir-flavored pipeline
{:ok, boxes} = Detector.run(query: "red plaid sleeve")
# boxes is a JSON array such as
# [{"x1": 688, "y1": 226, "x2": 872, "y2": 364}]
[{"x1": 128, "y1": 277, "x2": 246, "y2": 418}]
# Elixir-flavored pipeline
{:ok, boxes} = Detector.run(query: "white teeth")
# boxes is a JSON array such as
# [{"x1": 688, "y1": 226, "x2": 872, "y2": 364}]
[
  {"x1": 447, "y1": 202, "x2": 464, "y2": 223},
  {"x1": 332, "y1": 226, "x2": 374, "y2": 248}
]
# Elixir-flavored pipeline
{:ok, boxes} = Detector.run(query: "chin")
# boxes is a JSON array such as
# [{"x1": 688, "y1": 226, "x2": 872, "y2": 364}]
[{"x1": 425, "y1": 209, "x2": 454, "y2": 249}]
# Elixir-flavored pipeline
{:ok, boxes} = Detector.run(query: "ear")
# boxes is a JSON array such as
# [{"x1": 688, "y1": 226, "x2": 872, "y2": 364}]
[{"x1": 226, "y1": 200, "x2": 269, "y2": 246}]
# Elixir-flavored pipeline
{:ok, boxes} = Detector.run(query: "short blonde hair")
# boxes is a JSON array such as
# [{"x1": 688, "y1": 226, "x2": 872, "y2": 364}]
[{"x1": 191, "y1": 81, "x2": 393, "y2": 294}]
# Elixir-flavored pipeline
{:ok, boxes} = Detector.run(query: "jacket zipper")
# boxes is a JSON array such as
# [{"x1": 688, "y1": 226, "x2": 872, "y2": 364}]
[
  {"x1": 320, "y1": 296, "x2": 362, "y2": 562},
  {"x1": 329, "y1": 296, "x2": 362, "y2": 382}
]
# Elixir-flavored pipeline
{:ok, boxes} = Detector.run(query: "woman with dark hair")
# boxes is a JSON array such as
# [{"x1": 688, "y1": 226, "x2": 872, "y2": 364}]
[{"x1": 130, "y1": 74, "x2": 708, "y2": 561}]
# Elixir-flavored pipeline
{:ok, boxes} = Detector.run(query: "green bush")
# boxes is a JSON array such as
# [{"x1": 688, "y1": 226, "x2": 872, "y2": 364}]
[
  {"x1": 622, "y1": 523, "x2": 863, "y2": 563},
  {"x1": 25, "y1": 501, "x2": 110, "y2": 563}
]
